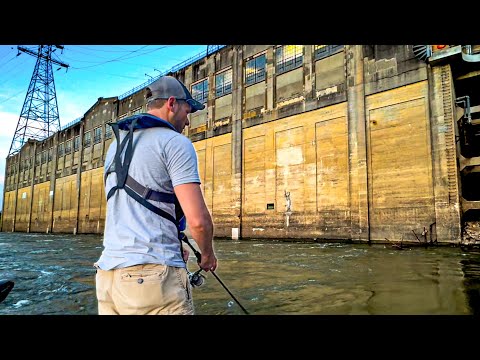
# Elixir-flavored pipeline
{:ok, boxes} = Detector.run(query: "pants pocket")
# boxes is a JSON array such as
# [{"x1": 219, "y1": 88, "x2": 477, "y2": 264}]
[
  {"x1": 113, "y1": 264, "x2": 193, "y2": 314},
  {"x1": 119, "y1": 264, "x2": 167, "y2": 283}
]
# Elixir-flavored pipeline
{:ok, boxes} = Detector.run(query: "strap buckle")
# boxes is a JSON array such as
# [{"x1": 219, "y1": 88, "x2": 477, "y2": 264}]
[{"x1": 142, "y1": 187, "x2": 152, "y2": 199}]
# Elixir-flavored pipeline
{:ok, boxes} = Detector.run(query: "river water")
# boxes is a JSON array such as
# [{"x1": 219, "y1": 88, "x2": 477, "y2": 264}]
[{"x1": 0, "y1": 232, "x2": 479, "y2": 315}]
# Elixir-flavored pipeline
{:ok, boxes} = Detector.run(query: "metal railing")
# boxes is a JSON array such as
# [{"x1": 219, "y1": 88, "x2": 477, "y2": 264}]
[
  {"x1": 60, "y1": 117, "x2": 82, "y2": 130},
  {"x1": 118, "y1": 45, "x2": 227, "y2": 100},
  {"x1": 55, "y1": 46, "x2": 226, "y2": 132}
]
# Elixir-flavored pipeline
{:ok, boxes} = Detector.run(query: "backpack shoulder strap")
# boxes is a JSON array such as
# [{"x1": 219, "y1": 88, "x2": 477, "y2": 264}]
[{"x1": 104, "y1": 114, "x2": 183, "y2": 227}]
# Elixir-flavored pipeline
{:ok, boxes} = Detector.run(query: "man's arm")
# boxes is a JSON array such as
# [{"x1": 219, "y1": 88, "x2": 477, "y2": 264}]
[{"x1": 174, "y1": 183, "x2": 217, "y2": 272}]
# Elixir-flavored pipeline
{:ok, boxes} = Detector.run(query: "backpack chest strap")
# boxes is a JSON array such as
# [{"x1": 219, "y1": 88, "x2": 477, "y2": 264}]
[{"x1": 125, "y1": 175, "x2": 176, "y2": 203}]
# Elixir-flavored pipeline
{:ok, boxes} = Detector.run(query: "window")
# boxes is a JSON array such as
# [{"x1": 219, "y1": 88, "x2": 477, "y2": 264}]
[
  {"x1": 275, "y1": 45, "x2": 303, "y2": 74},
  {"x1": 314, "y1": 45, "x2": 344, "y2": 60},
  {"x1": 35, "y1": 154, "x2": 40, "y2": 166},
  {"x1": 215, "y1": 69, "x2": 232, "y2": 97},
  {"x1": 48, "y1": 148, "x2": 53, "y2": 161},
  {"x1": 41, "y1": 150, "x2": 47, "y2": 164},
  {"x1": 74, "y1": 136, "x2": 80, "y2": 151},
  {"x1": 245, "y1": 53, "x2": 266, "y2": 86},
  {"x1": 84, "y1": 131, "x2": 91, "y2": 147},
  {"x1": 58, "y1": 143, "x2": 64, "y2": 157},
  {"x1": 65, "y1": 140, "x2": 72, "y2": 154},
  {"x1": 192, "y1": 79, "x2": 209, "y2": 104},
  {"x1": 105, "y1": 124, "x2": 112, "y2": 139},
  {"x1": 94, "y1": 127, "x2": 102, "y2": 144}
]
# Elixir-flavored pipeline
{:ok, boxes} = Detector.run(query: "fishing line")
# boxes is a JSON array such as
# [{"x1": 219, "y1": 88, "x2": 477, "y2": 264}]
[{"x1": 180, "y1": 233, "x2": 250, "y2": 315}]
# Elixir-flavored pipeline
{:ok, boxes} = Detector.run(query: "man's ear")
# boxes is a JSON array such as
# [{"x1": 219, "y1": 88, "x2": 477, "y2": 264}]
[{"x1": 168, "y1": 97, "x2": 176, "y2": 111}]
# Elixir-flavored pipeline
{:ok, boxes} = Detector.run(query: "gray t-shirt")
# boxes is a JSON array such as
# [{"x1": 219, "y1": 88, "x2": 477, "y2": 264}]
[{"x1": 95, "y1": 126, "x2": 200, "y2": 270}]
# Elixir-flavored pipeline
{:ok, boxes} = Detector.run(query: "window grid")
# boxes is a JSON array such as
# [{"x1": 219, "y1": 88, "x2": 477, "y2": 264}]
[
  {"x1": 84, "y1": 131, "x2": 91, "y2": 147},
  {"x1": 74, "y1": 136, "x2": 80, "y2": 151},
  {"x1": 215, "y1": 69, "x2": 232, "y2": 97},
  {"x1": 58, "y1": 143, "x2": 64, "y2": 157},
  {"x1": 94, "y1": 127, "x2": 102, "y2": 144},
  {"x1": 65, "y1": 140, "x2": 72, "y2": 154},
  {"x1": 105, "y1": 124, "x2": 112, "y2": 139},
  {"x1": 245, "y1": 54, "x2": 266, "y2": 86},
  {"x1": 41, "y1": 151, "x2": 47, "y2": 164},
  {"x1": 276, "y1": 45, "x2": 303, "y2": 74},
  {"x1": 192, "y1": 79, "x2": 209, "y2": 104},
  {"x1": 314, "y1": 45, "x2": 344, "y2": 60}
]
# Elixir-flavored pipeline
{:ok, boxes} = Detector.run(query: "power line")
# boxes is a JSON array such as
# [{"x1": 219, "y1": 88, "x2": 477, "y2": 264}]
[
  {"x1": 75, "y1": 45, "x2": 139, "y2": 52},
  {"x1": 69, "y1": 45, "x2": 171, "y2": 69},
  {"x1": 9, "y1": 45, "x2": 69, "y2": 156}
]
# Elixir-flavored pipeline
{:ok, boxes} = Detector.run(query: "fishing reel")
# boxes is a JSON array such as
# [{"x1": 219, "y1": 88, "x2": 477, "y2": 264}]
[{"x1": 188, "y1": 269, "x2": 206, "y2": 287}]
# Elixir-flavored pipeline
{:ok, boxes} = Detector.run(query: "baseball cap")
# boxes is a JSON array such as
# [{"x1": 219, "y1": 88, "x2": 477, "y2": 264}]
[{"x1": 145, "y1": 76, "x2": 205, "y2": 113}]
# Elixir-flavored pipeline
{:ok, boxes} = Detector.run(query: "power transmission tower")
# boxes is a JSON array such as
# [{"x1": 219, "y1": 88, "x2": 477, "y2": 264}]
[{"x1": 8, "y1": 45, "x2": 69, "y2": 156}]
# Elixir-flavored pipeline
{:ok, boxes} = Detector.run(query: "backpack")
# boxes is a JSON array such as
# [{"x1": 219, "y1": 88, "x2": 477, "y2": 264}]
[{"x1": 104, "y1": 113, "x2": 187, "y2": 234}]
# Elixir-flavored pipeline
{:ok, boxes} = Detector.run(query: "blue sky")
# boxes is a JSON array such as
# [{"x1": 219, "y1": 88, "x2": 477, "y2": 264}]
[{"x1": 0, "y1": 45, "x2": 210, "y2": 211}]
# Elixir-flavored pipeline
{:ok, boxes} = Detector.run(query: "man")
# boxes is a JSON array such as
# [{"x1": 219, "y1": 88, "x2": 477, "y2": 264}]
[{"x1": 94, "y1": 76, "x2": 217, "y2": 315}]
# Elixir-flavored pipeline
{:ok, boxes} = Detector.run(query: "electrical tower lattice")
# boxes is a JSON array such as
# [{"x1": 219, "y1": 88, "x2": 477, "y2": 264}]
[{"x1": 8, "y1": 45, "x2": 69, "y2": 156}]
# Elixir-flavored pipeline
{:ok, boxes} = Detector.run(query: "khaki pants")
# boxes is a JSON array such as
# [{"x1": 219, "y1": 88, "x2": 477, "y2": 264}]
[{"x1": 95, "y1": 263, "x2": 194, "y2": 315}]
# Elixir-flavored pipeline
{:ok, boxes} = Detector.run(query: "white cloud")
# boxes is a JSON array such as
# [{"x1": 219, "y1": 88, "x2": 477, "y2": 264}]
[
  {"x1": 56, "y1": 93, "x2": 92, "y2": 125},
  {"x1": 0, "y1": 111, "x2": 20, "y2": 139}
]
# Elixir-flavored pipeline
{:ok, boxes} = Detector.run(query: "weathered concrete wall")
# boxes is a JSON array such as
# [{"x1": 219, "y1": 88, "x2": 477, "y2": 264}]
[
  {"x1": 276, "y1": 67, "x2": 303, "y2": 103},
  {"x1": 242, "y1": 103, "x2": 349, "y2": 239},
  {"x1": 365, "y1": 81, "x2": 435, "y2": 241},
  {"x1": 2, "y1": 45, "x2": 469, "y2": 244},
  {"x1": 245, "y1": 82, "x2": 266, "y2": 112},
  {"x1": 78, "y1": 168, "x2": 106, "y2": 234},
  {"x1": 193, "y1": 133, "x2": 234, "y2": 238},
  {"x1": 214, "y1": 93, "x2": 233, "y2": 121},
  {"x1": 52, "y1": 174, "x2": 78, "y2": 233},
  {"x1": 30, "y1": 182, "x2": 52, "y2": 233},
  {"x1": 13, "y1": 186, "x2": 33, "y2": 232},
  {"x1": 315, "y1": 52, "x2": 345, "y2": 93},
  {"x1": 2, "y1": 191, "x2": 15, "y2": 232}
]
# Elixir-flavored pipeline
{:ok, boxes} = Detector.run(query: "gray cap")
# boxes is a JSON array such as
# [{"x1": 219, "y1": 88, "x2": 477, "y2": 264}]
[{"x1": 145, "y1": 76, "x2": 205, "y2": 113}]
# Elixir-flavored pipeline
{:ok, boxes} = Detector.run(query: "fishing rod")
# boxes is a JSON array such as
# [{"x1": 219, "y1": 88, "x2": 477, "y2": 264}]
[{"x1": 180, "y1": 233, "x2": 250, "y2": 315}]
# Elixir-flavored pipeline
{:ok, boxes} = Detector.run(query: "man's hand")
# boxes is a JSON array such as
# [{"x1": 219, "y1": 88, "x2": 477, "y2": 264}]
[{"x1": 199, "y1": 251, "x2": 217, "y2": 272}]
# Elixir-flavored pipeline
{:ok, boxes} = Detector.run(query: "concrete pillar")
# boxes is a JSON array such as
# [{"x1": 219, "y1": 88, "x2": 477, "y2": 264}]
[
  {"x1": 27, "y1": 141, "x2": 38, "y2": 233},
  {"x1": 231, "y1": 45, "x2": 243, "y2": 238},
  {"x1": 266, "y1": 47, "x2": 275, "y2": 111},
  {"x1": 74, "y1": 121, "x2": 85, "y2": 234},
  {"x1": 346, "y1": 45, "x2": 369, "y2": 242},
  {"x1": 303, "y1": 45, "x2": 314, "y2": 101},
  {"x1": 428, "y1": 64, "x2": 462, "y2": 242},
  {"x1": 12, "y1": 151, "x2": 23, "y2": 232},
  {"x1": 206, "y1": 55, "x2": 216, "y2": 131},
  {"x1": 48, "y1": 132, "x2": 59, "y2": 232}
]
